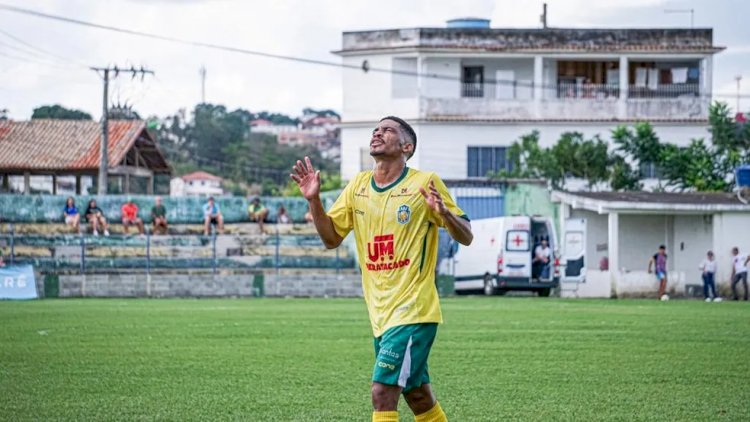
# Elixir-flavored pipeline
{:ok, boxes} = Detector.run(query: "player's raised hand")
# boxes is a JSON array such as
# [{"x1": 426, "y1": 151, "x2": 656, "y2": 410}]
[
  {"x1": 419, "y1": 179, "x2": 448, "y2": 216},
  {"x1": 290, "y1": 156, "x2": 321, "y2": 200}
]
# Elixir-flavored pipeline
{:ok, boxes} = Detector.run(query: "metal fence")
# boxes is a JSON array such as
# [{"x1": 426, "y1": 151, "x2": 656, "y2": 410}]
[{"x1": 557, "y1": 82, "x2": 620, "y2": 100}]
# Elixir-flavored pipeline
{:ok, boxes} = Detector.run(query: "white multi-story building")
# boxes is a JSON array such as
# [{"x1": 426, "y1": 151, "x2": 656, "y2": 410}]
[
  {"x1": 335, "y1": 19, "x2": 723, "y2": 182},
  {"x1": 170, "y1": 171, "x2": 223, "y2": 197}
]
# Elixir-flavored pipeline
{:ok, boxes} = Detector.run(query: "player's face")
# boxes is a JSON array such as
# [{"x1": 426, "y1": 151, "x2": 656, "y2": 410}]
[{"x1": 370, "y1": 120, "x2": 407, "y2": 159}]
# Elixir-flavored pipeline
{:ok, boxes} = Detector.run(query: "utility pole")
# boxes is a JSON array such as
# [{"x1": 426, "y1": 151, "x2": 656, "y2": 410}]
[
  {"x1": 91, "y1": 65, "x2": 154, "y2": 194},
  {"x1": 200, "y1": 65, "x2": 207, "y2": 103},
  {"x1": 736, "y1": 75, "x2": 743, "y2": 113}
]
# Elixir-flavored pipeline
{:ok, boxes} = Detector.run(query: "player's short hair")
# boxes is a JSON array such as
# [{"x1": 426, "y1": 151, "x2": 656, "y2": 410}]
[
  {"x1": 380, "y1": 116, "x2": 416, "y2": 160},
  {"x1": 659, "y1": 245, "x2": 666, "y2": 250}
]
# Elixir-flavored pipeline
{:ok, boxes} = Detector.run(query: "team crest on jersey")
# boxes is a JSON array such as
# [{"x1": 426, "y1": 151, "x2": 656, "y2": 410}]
[{"x1": 396, "y1": 204, "x2": 411, "y2": 225}]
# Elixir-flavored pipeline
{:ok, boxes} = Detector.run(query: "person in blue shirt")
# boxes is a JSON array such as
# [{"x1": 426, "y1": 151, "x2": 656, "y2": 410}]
[
  {"x1": 202, "y1": 196, "x2": 224, "y2": 235},
  {"x1": 63, "y1": 197, "x2": 81, "y2": 233}
]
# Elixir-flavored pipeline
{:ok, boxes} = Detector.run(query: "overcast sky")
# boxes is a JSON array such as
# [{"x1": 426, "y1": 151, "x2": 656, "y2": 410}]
[{"x1": 1, "y1": 0, "x2": 748, "y2": 120}]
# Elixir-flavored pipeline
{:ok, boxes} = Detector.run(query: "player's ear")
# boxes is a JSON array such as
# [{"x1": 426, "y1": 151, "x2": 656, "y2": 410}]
[{"x1": 402, "y1": 142, "x2": 414, "y2": 158}]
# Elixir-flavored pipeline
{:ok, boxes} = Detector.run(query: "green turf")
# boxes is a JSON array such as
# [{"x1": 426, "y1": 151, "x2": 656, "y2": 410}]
[{"x1": 1, "y1": 298, "x2": 749, "y2": 421}]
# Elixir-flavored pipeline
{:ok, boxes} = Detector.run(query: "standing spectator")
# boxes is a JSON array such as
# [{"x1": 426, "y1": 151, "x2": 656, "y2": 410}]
[
  {"x1": 84, "y1": 199, "x2": 110, "y2": 237},
  {"x1": 533, "y1": 238, "x2": 551, "y2": 279},
  {"x1": 121, "y1": 198, "x2": 145, "y2": 235},
  {"x1": 699, "y1": 251, "x2": 720, "y2": 302},
  {"x1": 730, "y1": 247, "x2": 749, "y2": 301},
  {"x1": 648, "y1": 245, "x2": 669, "y2": 300},
  {"x1": 151, "y1": 196, "x2": 168, "y2": 235},
  {"x1": 203, "y1": 197, "x2": 224, "y2": 235},
  {"x1": 276, "y1": 204, "x2": 291, "y2": 225},
  {"x1": 63, "y1": 197, "x2": 81, "y2": 233},
  {"x1": 248, "y1": 197, "x2": 270, "y2": 234}
]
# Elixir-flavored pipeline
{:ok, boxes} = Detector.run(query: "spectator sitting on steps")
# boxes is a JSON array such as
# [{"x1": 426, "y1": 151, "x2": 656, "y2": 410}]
[
  {"x1": 63, "y1": 196, "x2": 81, "y2": 234},
  {"x1": 121, "y1": 198, "x2": 145, "y2": 235},
  {"x1": 248, "y1": 196, "x2": 270, "y2": 234},
  {"x1": 151, "y1": 196, "x2": 168, "y2": 235},
  {"x1": 84, "y1": 199, "x2": 110, "y2": 237},
  {"x1": 203, "y1": 196, "x2": 224, "y2": 235},
  {"x1": 276, "y1": 204, "x2": 291, "y2": 225}
]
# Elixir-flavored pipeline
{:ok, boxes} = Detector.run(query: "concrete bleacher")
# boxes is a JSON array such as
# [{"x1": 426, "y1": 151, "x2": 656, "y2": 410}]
[
  {"x1": 0, "y1": 193, "x2": 361, "y2": 298},
  {"x1": 1, "y1": 222, "x2": 356, "y2": 271}
]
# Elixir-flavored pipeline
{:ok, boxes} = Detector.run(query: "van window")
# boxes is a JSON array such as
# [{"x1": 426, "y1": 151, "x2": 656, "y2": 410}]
[{"x1": 506, "y1": 230, "x2": 529, "y2": 251}]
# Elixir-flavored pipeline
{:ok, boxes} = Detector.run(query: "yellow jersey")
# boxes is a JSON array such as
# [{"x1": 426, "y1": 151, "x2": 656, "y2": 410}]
[{"x1": 328, "y1": 167, "x2": 467, "y2": 337}]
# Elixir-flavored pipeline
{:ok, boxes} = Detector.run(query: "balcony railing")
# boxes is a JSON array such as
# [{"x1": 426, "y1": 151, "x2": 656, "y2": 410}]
[
  {"x1": 461, "y1": 81, "x2": 534, "y2": 99},
  {"x1": 628, "y1": 84, "x2": 700, "y2": 99},
  {"x1": 556, "y1": 83, "x2": 620, "y2": 100}
]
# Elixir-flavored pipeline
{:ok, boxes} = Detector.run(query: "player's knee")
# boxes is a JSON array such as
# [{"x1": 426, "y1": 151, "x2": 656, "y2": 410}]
[
  {"x1": 404, "y1": 386, "x2": 435, "y2": 414},
  {"x1": 371, "y1": 383, "x2": 399, "y2": 411}
]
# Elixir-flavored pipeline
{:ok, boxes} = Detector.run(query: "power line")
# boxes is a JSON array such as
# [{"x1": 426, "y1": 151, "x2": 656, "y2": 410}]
[
  {"x1": 0, "y1": 28, "x2": 88, "y2": 68},
  {"x1": 1, "y1": 3, "x2": 749, "y2": 100},
  {"x1": 0, "y1": 48, "x2": 74, "y2": 70}
]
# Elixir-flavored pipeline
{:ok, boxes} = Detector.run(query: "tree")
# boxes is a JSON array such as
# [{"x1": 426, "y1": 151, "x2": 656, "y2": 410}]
[{"x1": 32, "y1": 104, "x2": 92, "y2": 120}]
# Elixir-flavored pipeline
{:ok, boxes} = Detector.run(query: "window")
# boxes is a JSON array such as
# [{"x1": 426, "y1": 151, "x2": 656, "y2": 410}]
[
  {"x1": 462, "y1": 66, "x2": 484, "y2": 97},
  {"x1": 639, "y1": 162, "x2": 662, "y2": 179},
  {"x1": 467, "y1": 146, "x2": 512, "y2": 177},
  {"x1": 506, "y1": 230, "x2": 530, "y2": 252}
]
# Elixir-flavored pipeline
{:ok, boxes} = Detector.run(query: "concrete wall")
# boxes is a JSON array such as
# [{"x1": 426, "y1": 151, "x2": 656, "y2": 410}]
[
  {"x1": 505, "y1": 183, "x2": 559, "y2": 231},
  {"x1": 712, "y1": 212, "x2": 750, "y2": 284},
  {"x1": 58, "y1": 272, "x2": 363, "y2": 298},
  {"x1": 59, "y1": 273, "x2": 263, "y2": 298},
  {"x1": 619, "y1": 215, "x2": 672, "y2": 272},
  {"x1": 343, "y1": 54, "x2": 418, "y2": 122},
  {"x1": 264, "y1": 273, "x2": 362, "y2": 297},
  {"x1": 423, "y1": 57, "x2": 461, "y2": 99}
]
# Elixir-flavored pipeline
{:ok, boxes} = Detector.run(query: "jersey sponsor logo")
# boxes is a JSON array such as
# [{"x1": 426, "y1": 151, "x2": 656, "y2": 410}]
[
  {"x1": 396, "y1": 205, "x2": 411, "y2": 225},
  {"x1": 377, "y1": 361, "x2": 396, "y2": 370},
  {"x1": 390, "y1": 187, "x2": 412, "y2": 198},
  {"x1": 366, "y1": 234, "x2": 411, "y2": 271},
  {"x1": 378, "y1": 348, "x2": 401, "y2": 359},
  {"x1": 355, "y1": 209, "x2": 365, "y2": 216}
]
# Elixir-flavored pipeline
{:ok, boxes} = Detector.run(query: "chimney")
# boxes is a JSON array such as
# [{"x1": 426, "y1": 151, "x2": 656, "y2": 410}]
[{"x1": 540, "y1": 3, "x2": 548, "y2": 29}]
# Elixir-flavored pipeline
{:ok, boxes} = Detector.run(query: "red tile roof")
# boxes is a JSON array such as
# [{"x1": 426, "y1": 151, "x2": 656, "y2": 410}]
[
  {"x1": 181, "y1": 171, "x2": 222, "y2": 182},
  {"x1": 0, "y1": 119, "x2": 167, "y2": 172}
]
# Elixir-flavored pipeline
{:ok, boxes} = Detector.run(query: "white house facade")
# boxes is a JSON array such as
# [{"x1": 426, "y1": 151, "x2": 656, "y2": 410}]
[
  {"x1": 170, "y1": 171, "x2": 223, "y2": 197},
  {"x1": 552, "y1": 191, "x2": 750, "y2": 298},
  {"x1": 335, "y1": 20, "x2": 723, "y2": 182}
]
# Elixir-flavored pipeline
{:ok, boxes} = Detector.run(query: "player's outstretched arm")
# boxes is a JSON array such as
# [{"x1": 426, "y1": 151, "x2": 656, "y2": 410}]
[
  {"x1": 419, "y1": 179, "x2": 473, "y2": 246},
  {"x1": 290, "y1": 156, "x2": 343, "y2": 249}
]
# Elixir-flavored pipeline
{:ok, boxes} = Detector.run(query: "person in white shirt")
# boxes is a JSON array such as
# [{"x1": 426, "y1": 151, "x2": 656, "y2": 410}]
[
  {"x1": 699, "y1": 251, "x2": 720, "y2": 302},
  {"x1": 730, "y1": 247, "x2": 750, "y2": 301},
  {"x1": 533, "y1": 238, "x2": 552, "y2": 279}
]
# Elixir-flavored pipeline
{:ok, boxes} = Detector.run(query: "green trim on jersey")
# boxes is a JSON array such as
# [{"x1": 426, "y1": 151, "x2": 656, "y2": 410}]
[
  {"x1": 419, "y1": 222, "x2": 432, "y2": 273},
  {"x1": 370, "y1": 166, "x2": 409, "y2": 193}
]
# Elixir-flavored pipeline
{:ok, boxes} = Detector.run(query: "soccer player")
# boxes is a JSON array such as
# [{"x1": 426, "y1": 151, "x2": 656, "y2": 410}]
[{"x1": 290, "y1": 116, "x2": 473, "y2": 422}]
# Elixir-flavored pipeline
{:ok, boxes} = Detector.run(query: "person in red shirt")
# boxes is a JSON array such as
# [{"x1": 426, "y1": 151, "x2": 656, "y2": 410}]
[{"x1": 121, "y1": 198, "x2": 145, "y2": 235}]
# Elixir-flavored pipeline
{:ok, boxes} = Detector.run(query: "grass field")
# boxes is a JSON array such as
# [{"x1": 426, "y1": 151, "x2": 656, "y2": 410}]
[{"x1": 1, "y1": 297, "x2": 749, "y2": 421}]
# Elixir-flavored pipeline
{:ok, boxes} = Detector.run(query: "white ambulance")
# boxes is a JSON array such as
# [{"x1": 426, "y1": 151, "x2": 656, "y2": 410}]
[{"x1": 451, "y1": 216, "x2": 560, "y2": 296}]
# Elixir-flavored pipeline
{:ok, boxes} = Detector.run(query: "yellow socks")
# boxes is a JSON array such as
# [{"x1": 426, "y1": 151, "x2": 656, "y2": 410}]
[
  {"x1": 372, "y1": 410, "x2": 398, "y2": 422},
  {"x1": 415, "y1": 402, "x2": 447, "y2": 422}
]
